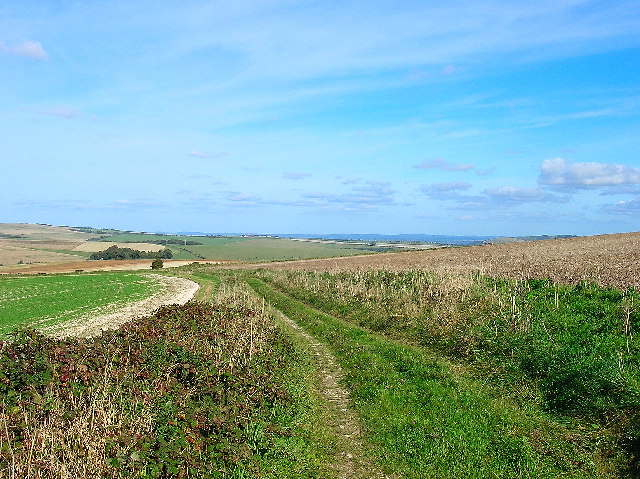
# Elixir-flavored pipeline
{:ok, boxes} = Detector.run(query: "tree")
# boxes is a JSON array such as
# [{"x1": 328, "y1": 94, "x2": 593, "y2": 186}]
[{"x1": 151, "y1": 258, "x2": 164, "y2": 270}]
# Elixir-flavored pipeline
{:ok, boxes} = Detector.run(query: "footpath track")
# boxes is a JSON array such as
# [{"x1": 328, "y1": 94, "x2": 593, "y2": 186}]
[
  {"x1": 266, "y1": 300, "x2": 389, "y2": 479},
  {"x1": 246, "y1": 276, "x2": 614, "y2": 479}
]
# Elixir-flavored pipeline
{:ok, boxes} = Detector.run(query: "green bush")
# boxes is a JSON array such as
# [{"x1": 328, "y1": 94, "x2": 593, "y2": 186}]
[{"x1": 151, "y1": 258, "x2": 163, "y2": 269}]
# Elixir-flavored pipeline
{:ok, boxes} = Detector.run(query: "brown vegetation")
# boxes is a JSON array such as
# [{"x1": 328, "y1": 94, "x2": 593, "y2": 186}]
[
  {"x1": 239, "y1": 232, "x2": 640, "y2": 290},
  {"x1": 0, "y1": 240, "x2": 83, "y2": 267}
]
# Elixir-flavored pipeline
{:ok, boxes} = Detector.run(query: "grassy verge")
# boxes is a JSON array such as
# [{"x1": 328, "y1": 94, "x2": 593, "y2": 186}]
[
  {"x1": 258, "y1": 270, "x2": 640, "y2": 465},
  {"x1": 248, "y1": 274, "x2": 631, "y2": 478},
  {"x1": 0, "y1": 283, "x2": 332, "y2": 477}
]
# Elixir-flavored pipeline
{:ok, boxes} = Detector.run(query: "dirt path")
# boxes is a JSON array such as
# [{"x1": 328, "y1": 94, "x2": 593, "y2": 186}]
[
  {"x1": 44, "y1": 275, "x2": 199, "y2": 339},
  {"x1": 268, "y1": 305, "x2": 389, "y2": 479}
]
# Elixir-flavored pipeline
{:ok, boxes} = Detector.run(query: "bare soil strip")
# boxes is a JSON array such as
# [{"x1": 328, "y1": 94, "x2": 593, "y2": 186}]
[
  {"x1": 44, "y1": 275, "x2": 199, "y2": 339},
  {"x1": 269, "y1": 305, "x2": 389, "y2": 479},
  {"x1": 0, "y1": 259, "x2": 235, "y2": 275}
]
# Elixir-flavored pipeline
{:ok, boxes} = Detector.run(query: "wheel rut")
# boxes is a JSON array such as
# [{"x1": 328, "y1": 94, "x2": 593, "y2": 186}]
[{"x1": 267, "y1": 305, "x2": 390, "y2": 479}]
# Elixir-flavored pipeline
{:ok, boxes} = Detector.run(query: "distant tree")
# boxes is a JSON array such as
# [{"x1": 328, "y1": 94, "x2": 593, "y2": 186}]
[{"x1": 151, "y1": 258, "x2": 164, "y2": 270}]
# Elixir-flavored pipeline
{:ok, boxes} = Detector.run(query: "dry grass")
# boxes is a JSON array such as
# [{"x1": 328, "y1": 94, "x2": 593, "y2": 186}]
[
  {"x1": 0, "y1": 296, "x2": 288, "y2": 478},
  {"x1": 0, "y1": 240, "x2": 83, "y2": 267},
  {"x1": 240, "y1": 232, "x2": 640, "y2": 290},
  {"x1": 0, "y1": 224, "x2": 95, "y2": 242}
]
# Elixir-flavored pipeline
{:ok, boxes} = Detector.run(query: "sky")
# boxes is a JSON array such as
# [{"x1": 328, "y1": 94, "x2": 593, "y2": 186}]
[{"x1": 1, "y1": 1, "x2": 640, "y2": 236}]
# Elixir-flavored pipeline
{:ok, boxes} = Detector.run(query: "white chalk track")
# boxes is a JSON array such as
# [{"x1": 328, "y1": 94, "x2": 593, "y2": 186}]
[{"x1": 45, "y1": 275, "x2": 199, "y2": 339}]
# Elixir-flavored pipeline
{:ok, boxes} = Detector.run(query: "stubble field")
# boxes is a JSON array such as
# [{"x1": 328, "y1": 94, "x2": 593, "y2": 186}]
[{"x1": 240, "y1": 231, "x2": 640, "y2": 290}]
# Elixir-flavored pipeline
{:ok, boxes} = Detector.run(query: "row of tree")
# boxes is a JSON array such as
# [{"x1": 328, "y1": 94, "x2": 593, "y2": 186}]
[{"x1": 89, "y1": 245, "x2": 173, "y2": 261}]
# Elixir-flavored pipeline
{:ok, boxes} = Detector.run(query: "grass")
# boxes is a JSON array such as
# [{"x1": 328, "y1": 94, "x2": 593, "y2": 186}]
[
  {"x1": 0, "y1": 275, "x2": 336, "y2": 477},
  {"x1": 259, "y1": 271, "x2": 640, "y2": 420},
  {"x1": 0, "y1": 273, "x2": 159, "y2": 336},
  {"x1": 2, "y1": 263, "x2": 638, "y2": 476},
  {"x1": 98, "y1": 234, "x2": 387, "y2": 261},
  {"x1": 248, "y1": 275, "x2": 627, "y2": 478}
]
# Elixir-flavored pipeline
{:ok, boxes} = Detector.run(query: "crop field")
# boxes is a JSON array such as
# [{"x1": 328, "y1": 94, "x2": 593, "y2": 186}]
[
  {"x1": 0, "y1": 273, "x2": 159, "y2": 336},
  {"x1": 241, "y1": 231, "x2": 640, "y2": 290},
  {"x1": 98, "y1": 233, "x2": 387, "y2": 261},
  {"x1": 72, "y1": 242, "x2": 165, "y2": 253}
]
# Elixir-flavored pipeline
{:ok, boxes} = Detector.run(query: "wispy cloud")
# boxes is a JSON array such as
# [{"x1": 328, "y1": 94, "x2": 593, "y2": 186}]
[
  {"x1": 283, "y1": 172, "x2": 311, "y2": 180},
  {"x1": 414, "y1": 158, "x2": 475, "y2": 172},
  {"x1": 14, "y1": 198, "x2": 166, "y2": 211},
  {"x1": 302, "y1": 181, "x2": 395, "y2": 212},
  {"x1": 539, "y1": 158, "x2": 640, "y2": 191},
  {"x1": 14, "y1": 199, "x2": 91, "y2": 210},
  {"x1": 600, "y1": 185, "x2": 640, "y2": 196},
  {"x1": 36, "y1": 105, "x2": 81, "y2": 119},
  {"x1": 421, "y1": 181, "x2": 472, "y2": 199},
  {"x1": 422, "y1": 182, "x2": 568, "y2": 209},
  {"x1": 0, "y1": 41, "x2": 48, "y2": 60},
  {"x1": 188, "y1": 150, "x2": 228, "y2": 159},
  {"x1": 441, "y1": 64, "x2": 461, "y2": 75},
  {"x1": 483, "y1": 186, "x2": 568, "y2": 204},
  {"x1": 603, "y1": 198, "x2": 640, "y2": 216},
  {"x1": 428, "y1": 181, "x2": 472, "y2": 192}
]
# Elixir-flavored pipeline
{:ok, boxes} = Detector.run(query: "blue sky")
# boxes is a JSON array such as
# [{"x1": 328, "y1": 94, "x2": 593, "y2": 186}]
[{"x1": 1, "y1": 1, "x2": 639, "y2": 236}]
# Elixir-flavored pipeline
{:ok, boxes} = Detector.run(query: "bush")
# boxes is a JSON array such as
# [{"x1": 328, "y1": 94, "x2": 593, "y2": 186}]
[{"x1": 151, "y1": 258, "x2": 163, "y2": 270}]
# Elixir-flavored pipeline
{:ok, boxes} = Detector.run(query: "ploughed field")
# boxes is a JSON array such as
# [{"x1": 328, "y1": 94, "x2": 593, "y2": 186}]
[{"x1": 240, "y1": 231, "x2": 640, "y2": 290}]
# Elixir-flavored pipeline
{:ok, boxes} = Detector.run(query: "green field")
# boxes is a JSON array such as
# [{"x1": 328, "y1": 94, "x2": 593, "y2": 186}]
[
  {"x1": 0, "y1": 272, "x2": 159, "y2": 335},
  {"x1": 97, "y1": 233, "x2": 388, "y2": 261}
]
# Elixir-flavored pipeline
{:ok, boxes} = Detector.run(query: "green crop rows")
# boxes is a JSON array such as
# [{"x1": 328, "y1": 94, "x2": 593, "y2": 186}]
[{"x1": 0, "y1": 272, "x2": 159, "y2": 335}]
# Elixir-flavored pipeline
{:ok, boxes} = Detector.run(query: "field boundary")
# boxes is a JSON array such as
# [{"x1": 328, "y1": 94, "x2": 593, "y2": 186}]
[{"x1": 44, "y1": 275, "x2": 199, "y2": 338}]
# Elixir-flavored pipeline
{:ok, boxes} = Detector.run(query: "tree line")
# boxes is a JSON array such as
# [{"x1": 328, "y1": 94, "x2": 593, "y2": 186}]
[{"x1": 89, "y1": 245, "x2": 173, "y2": 261}]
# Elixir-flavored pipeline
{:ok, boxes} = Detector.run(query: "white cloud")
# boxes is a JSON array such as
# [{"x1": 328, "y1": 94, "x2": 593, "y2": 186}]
[
  {"x1": 0, "y1": 41, "x2": 48, "y2": 60},
  {"x1": 539, "y1": 158, "x2": 640, "y2": 190},
  {"x1": 414, "y1": 158, "x2": 475, "y2": 172}
]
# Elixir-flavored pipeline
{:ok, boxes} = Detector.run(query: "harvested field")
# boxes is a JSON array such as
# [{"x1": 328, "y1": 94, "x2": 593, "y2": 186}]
[
  {"x1": 0, "y1": 239, "x2": 84, "y2": 266},
  {"x1": 238, "y1": 232, "x2": 640, "y2": 290},
  {"x1": 0, "y1": 223, "x2": 96, "y2": 241}
]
